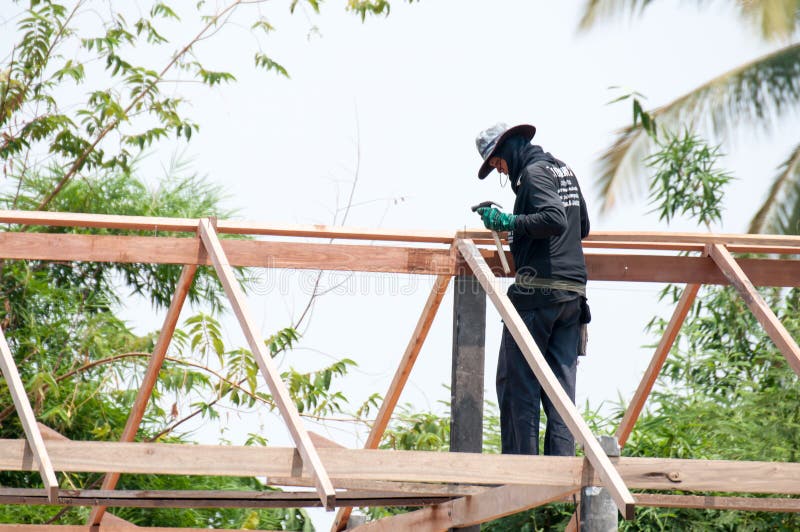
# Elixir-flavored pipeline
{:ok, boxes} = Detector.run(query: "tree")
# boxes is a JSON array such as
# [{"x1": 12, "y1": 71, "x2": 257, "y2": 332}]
[
  {"x1": 579, "y1": 0, "x2": 800, "y2": 234},
  {"x1": 0, "y1": 1, "x2": 418, "y2": 527}
]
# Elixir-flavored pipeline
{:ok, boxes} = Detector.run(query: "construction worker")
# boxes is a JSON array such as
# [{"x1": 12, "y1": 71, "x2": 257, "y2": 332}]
[{"x1": 474, "y1": 122, "x2": 590, "y2": 456}]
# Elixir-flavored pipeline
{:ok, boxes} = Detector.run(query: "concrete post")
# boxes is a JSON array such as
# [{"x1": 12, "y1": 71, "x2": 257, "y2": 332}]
[
  {"x1": 450, "y1": 274, "x2": 486, "y2": 532},
  {"x1": 580, "y1": 435, "x2": 620, "y2": 532}
]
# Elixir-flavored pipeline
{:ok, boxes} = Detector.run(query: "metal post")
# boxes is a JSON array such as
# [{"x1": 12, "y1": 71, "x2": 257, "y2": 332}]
[
  {"x1": 450, "y1": 274, "x2": 486, "y2": 532},
  {"x1": 580, "y1": 435, "x2": 620, "y2": 532}
]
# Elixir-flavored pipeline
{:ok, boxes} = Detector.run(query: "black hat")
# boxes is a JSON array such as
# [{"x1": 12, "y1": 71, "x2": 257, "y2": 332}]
[{"x1": 475, "y1": 122, "x2": 536, "y2": 179}]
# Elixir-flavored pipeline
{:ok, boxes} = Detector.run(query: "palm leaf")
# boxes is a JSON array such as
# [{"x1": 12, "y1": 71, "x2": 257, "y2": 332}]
[
  {"x1": 749, "y1": 142, "x2": 800, "y2": 234},
  {"x1": 736, "y1": 0, "x2": 800, "y2": 41},
  {"x1": 579, "y1": 0, "x2": 800, "y2": 40},
  {"x1": 597, "y1": 42, "x2": 800, "y2": 212},
  {"x1": 578, "y1": 0, "x2": 655, "y2": 30}
]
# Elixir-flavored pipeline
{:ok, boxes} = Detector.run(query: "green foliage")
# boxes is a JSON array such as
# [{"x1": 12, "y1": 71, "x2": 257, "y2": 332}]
[
  {"x1": 647, "y1": 129, "x2": 733, "y2": 226},
  {"x1": 610, "y1": 91, "x2": 733, "y2": 226},
  {"x1": 346, "y1": 0, "x2": 420, "y2": 21}
]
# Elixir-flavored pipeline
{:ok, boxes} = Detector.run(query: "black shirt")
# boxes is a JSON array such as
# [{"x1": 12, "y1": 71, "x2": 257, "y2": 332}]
[{"x1": 507, "y1": 160, "x2": 590, "y2": 310}]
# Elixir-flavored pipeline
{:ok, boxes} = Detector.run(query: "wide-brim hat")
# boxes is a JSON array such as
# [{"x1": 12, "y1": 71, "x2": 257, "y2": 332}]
[{"x1": 476, "y1": 123, "x2": 536, "y2": 179}]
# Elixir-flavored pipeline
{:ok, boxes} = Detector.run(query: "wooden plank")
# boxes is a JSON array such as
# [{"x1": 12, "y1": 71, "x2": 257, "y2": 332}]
[
  {"x1": 89, "y1": 265, "x2": 197, "y2": 525},
  {"x1": 0, "y1": 488, "x2": 453, "y2": 509},
  {"x1": 709, "y1": 243, "x2": 800, "y2": 377},
  {"x1": 4, "y1": 209, "x2": 800, "y2": 248},
  {"x1": 3, "y1": 440, "x2": 800, "y2": 495},
  {"x1": 269, "y1": 476, "x2": 487, "y2": 496},
  {"x1": 351, "y1": 485, "x2": 577, "y2": 532},
  {"x1": 331, "y1": 271, "x2": 452, "y2": 531},
  {"x1": 616, "y1": 284, "x2": 701, "y2": 447},
  {"x1": 456, "y1": 238, "x2": 636, "y2": 520},
  {"x1": 585, "y1": 240, "x2": 800, "y2": 255},
  {"x1": 197, "y1": 218, "x2": 335, "y2": 510},
  {"x1": 4, "y1": 231, "x2": 800, "y2": 286},
  {"x1": 583, "y1": 230, "x2": 800, "y2": 247},
  {"x1": 0, "y1": 326, "x2": 59, "y2": 502},
  {"x1": 635, "y1": 493, "x2": 800, "y2": 513}
]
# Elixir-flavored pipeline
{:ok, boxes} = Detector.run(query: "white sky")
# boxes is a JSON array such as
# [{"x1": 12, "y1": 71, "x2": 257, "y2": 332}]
[{"x1": 4, "y1": 0, "x2": 800, "y2": 528}]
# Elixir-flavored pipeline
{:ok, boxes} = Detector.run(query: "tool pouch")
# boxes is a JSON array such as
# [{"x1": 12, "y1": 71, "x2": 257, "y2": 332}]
[{"x1": 578, "y1": 297, "x2": 591, "y2": 357}]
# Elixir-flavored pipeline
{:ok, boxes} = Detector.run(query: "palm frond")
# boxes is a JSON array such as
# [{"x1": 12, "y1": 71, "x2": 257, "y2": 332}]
[
  {"x1": 578, "y1": 0, "x2": 656, "y2": 30},
  {"x1": 749, "y1": 142, "x2": 800, "y2": 233},
  {"x1": 597, "y1": 42, "x2": 800, "y2": 212},
  {"x1": 580, "y1": 0, "x2": 800, "y2": 41},
  {"x1": 736, "y1": 0, "x2": 800, "y2": 41}
]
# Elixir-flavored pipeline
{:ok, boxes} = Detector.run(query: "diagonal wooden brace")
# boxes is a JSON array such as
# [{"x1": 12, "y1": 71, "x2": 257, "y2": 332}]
[
  {"x1": 708, "y1": 243, "x2": 800, "y2": 377},
  {"x1": 456, "y1": 239, "x2": 635, "y2": 519},
  {"x1": 0, "y1": 324, "x2": 59, "y2": 502},
  {"x1": 88, "y1": 264, "x2": 198, "y2": 525},
  {"x1": 615, "y1": 282, "x2": 700, "y2": 447},
  {"x1": 197, "y1": 218, "x2": 336, "y2": 510}
]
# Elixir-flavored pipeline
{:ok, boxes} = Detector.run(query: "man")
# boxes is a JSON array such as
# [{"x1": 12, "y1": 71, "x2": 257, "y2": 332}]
[{"x1": 474, "y1": 122, "x2": 590, "y2": 456}]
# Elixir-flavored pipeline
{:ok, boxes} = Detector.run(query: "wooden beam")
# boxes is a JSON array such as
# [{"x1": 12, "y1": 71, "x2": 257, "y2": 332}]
[
  {"x1": 616, "y1": 284, "x2": 701, "y2": 447},
  {"x1": 0, "y1": 488, "x2": 454, "y2": 509},
  {"x1": 708, "y1": 243, "x2": 800, "y2": 377},
  {"x1": 635, "y1": 493, "x2": 800, "y2": 513},
  {"x1": 0, "y1": 325, "x2": 59, "y2": 502},
  {"x1": 197, "y1": 218, "x2": 335, "y2": 510},
  {"x1": 351, "y1": 485, "x2": 577, "y2": 532},
  {"x1": 89, "y1": 264, "x2": 197, "y2": 525},
  {"x1": 583, "y1": 230, "x2": 800, "y2": 248},
  {"x1": 331, "y1": 271, "x2": 453, "y2": 531},
  {"x1": 456, "y1": 238, "x2": 636, "y2": 520},
  {"x1": 3, "y1": 231, "x2": 800, "y2": 286},
  {"x1": 5, "y1": 209, "x2": 800, "y2": 248},
  {"x1": 3, "y1": 440, "x2": 800, "y2": 495}
]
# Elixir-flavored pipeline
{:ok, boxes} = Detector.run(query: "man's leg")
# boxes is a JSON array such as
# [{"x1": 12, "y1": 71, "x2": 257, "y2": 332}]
[
  {"x1": 496, "y1": 310, "x2": 553, "y2": 455},
  {"x1": 541, "y1": 298, "x2": 581, "y2": 456}
]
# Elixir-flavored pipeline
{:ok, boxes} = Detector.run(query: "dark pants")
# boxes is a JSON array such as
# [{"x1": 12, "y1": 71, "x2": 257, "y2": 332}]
[{"x1": 497, "y1": 298, "x2": 581, "y2": 456}]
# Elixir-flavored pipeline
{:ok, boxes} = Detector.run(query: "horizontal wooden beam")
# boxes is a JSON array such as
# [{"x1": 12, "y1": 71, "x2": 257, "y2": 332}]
[
  {"x1": 635, "y1": 493, "x2": 800, "y2": 513},
  {"x1": 1, "y1": 440, "x2": 799, "y2": 495},
  {"x1": 0, "y1": 488, "x2": 453, "y2": 509},
  {"x1": 2, "y1": 232, "x2": 800, "y2": 285},
  {"x1": 3, "y1": 209, "x2": 800, "y2": 248}
]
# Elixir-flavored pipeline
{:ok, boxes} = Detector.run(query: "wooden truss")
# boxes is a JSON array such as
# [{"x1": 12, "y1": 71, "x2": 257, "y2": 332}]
[{"x1": 0, "y1": 210, "x2": 798, "y2": 531}]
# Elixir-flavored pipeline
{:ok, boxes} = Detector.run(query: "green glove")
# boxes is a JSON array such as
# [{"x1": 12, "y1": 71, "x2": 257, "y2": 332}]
[{"x1": 477, "y1": 207, "x2": 516, "y2": 232}]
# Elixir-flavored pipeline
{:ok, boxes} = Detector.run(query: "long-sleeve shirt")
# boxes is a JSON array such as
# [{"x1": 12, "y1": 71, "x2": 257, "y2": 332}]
[{"x1": 507, "y1": 160, "x2": 590, "y2": 310}]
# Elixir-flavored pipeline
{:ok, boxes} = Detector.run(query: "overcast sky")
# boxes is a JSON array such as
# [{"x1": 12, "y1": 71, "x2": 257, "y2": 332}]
[{"x1": 4, "y1": 0, "x2": 800, "y2": 527}]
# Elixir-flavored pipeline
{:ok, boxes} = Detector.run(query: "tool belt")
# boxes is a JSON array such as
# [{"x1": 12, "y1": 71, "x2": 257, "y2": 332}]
[{"x1": 514, "y1": 274, "x2": 586, "y2": 297}]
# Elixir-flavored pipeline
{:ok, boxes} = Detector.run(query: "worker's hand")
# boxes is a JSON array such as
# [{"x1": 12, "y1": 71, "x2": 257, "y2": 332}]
[{"x1": 476, "y1": 207, "x2": 516, "y2": 232}]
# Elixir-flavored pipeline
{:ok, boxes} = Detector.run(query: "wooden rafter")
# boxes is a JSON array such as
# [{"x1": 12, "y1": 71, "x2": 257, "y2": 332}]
[
  {"x1": 4, "y1": 209, "x2": 800, "y2": 249},
  {"x1": 616, "y1": 283, "x2": 701, "y2": 446},
  {"x1": 88, "y1": 264, "x2": 198, "y2": 525},
  {"x1": 0, "y1": 325, "x2": 59, "y2": 502},
  {"x1": 351, "y1": 485, "x2": 577, "y2": 531},
  {"x1": 455, "y1": 238, "x2": 636, "y2": 519},
  {"x1": 332, "y1": 270, "x2": 453, "y2": 531},
  {"x1": 197, "y1": 218, "x2": 336, "y2": 509},
  {"x1": 709, "y1": 243, "x2": 800, "y2": 377}
]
